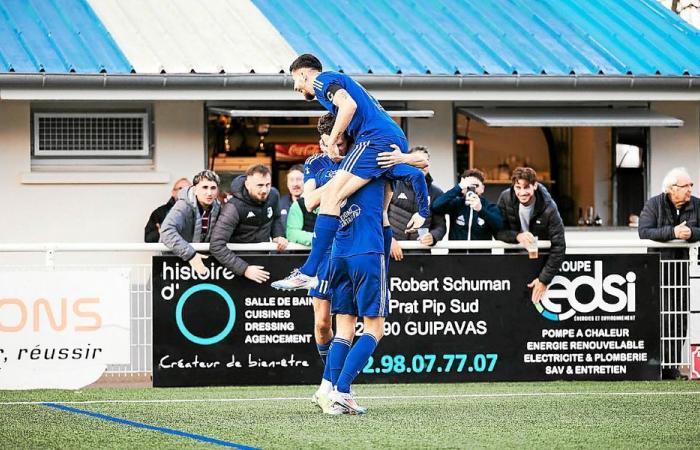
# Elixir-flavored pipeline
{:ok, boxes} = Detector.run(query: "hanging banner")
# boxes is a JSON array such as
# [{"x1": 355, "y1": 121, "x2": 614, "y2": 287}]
[
  {"x1": 152, "y1": 253, "x2": 660, "y2": 387},
  {"x1": 0, "y1": 269, "x2": 131, "y2": 390}
]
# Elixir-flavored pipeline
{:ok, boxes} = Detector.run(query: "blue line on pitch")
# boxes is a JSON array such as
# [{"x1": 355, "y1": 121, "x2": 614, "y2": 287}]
[{"x1": 42, "y1": 402, "x2": 258, "y2": 449}]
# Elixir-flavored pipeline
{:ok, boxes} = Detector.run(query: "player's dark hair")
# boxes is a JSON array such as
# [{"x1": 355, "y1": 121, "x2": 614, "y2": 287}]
[
  {"x1": 290, "y1": 54, "x2": 322, "y2": 73},
  {"x1": 317, "y1": 113, "x2": 335, "y2": 135}
]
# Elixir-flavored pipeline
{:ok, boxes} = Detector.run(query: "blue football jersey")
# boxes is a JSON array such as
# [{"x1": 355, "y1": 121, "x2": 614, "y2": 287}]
[
  {"x1": 332, "y1": 177, "x2": 385, "y2": 258},
  {"x1": 313, "y1": 71, "x2": 405, "y2": 141},
  {"x1": 304, "y1": 153, "x2": 339, "y2": 187}
]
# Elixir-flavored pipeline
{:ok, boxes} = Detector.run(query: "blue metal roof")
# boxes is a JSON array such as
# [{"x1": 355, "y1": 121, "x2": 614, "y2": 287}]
[
  {"x1": 0, "y1": 0, "x2": 131, "y2": 73},
  {"x1": 253, "y1": 0, "x2": 700, "y2": 76}
]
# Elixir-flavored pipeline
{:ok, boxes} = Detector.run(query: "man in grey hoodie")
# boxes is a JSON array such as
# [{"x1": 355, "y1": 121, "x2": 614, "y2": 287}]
[{"x1": 159, "y1": 170, "x2": 222, "y2": 276}]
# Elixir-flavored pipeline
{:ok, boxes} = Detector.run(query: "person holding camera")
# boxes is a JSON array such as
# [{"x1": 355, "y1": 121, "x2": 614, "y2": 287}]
[{"x1": 432, "y1": 168, "x2": 503, "y2": 243}]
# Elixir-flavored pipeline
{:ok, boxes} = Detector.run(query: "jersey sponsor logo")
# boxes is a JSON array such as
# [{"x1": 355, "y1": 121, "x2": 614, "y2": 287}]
[
  {"x1": 267, "y1": 207, "x2": 273, "y2": 219},
  {"x1": 339, "y1": 204, "x2": 361, "y2": 228},
  {"x1": 326, "y1": 90, "x2": 334, "y2": 101},
  {"x1": 246, "y1": 211, "x2": 256, "y2": 219}
]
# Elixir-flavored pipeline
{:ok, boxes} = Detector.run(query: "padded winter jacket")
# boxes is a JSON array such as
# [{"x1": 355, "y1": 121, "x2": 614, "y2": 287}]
[
  {"x1": 159, "y1": 186, "x2": 221, "y2": 261},
  {"x1": 496, "y1": 186, "x2": 566, "y2": 284}
]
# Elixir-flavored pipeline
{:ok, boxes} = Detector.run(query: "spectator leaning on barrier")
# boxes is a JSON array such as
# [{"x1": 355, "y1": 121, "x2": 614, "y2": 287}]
[
  {"x1": 279, "y1": 164, "x2": 305, "y2": 228},
  {"x1": 286, "y1": 197, "x2": 317, "y2": 246},
  {"x1": 210, "y1": 164, "x2": 288, "y2": 284},
  {"x1": 387, "y1": 145, "x2": 447, "y2": 261},
  {"x1": 496, "y1": 167, "x2": 566, "y2": 303},
  {"x1": 638, "y1": 167, "x2": 700, "y2": 259},
  {"x1": 432, "y1": 168, "x2": 503, "y2": 245},
  {"x1": 144, "y1": 177, "x2": 192, "y2": 243},
  {"x1": 159, "y1": 170, "x2": 221, "y2": 276}
]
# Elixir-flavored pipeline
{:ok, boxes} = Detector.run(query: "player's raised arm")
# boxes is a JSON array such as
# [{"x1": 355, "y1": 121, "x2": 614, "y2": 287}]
[{"x1": 324, "y1": 89, "x2": 356, "y2": 160}]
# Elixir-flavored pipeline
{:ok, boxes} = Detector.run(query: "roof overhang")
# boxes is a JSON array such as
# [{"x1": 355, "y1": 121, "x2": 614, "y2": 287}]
[
  {"x1": 460, "y1": 107, "x2": 684, "y2": 127},
  {"x1": 208, "y1": 107, "x2": 434, "y2": 118},
  {"x1": 1, "y1": 74, "x2": 700, "y2": 101}
]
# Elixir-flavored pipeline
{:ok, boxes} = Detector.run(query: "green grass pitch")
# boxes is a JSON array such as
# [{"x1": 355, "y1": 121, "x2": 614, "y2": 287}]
[{"x1": 1, "y1": 381, "x2": 698, "y2": 449}]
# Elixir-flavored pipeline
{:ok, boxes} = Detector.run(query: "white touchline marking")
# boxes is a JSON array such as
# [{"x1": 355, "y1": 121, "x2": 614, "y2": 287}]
[{"x1": 2, "y1": 390, "x2": 699, "y2": 406}]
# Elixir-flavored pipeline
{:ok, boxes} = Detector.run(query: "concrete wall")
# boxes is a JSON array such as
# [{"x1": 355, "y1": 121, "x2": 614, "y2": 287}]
[
  {"x1": 649, "y1": 102, "x2": 700, "y2": 196},
  {"x1": 0, "y1": 101, "x2": 205, "y2": 245},
  {"x1": 406, "y1": 101, "x2": 455, "y2": 190},
  {"x1": 571, "y1": 128, "x2": 612, "y2": 225}
]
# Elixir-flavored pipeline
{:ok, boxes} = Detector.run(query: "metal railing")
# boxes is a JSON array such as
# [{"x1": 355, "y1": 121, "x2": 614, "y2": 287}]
[{"x1": 1, "y1": 239, "x2": 697, "y2": 377}]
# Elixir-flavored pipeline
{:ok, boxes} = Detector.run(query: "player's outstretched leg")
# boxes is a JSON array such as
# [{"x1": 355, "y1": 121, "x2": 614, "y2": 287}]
[{"x1": 271, "y1": 171, "x2": 368, "y2": 290}]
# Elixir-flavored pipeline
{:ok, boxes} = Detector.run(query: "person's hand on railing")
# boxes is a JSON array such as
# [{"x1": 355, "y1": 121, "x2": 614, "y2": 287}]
[
  {"x1": 528, "y1": 278, "x2": 548, "y2": 303},
  {"x1": 674, "y1": 221, "x2": 691, "y2": 240},
  {"x1": 273, "y1": 236, "x2": 288, "y2": 252},
  {"x1": 390, "y1": 237, "x2": 404, "y2": 261},
  {"x1": 516, "y1": 232, "x2": 536, "y2": 247},
  {"x1": 245, "y1": 265, "x2": 270, "y2": 284},
  {"x1": 189, "y1": 253, "x2": 209, "y2": 277}
]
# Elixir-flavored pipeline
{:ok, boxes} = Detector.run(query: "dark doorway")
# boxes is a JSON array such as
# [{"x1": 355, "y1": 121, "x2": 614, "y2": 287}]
[{"x1": 613, "y1": 127, "x2": 648, "y2": 226}]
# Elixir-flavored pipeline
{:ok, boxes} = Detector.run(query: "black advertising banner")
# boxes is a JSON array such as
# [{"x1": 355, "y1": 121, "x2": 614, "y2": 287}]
[
  {"x1": 369, "y1": 253, "x2": 660, "y2": 382},
  {"x1": 153, "y1": 253, "x2": 660, "y2": 387},
  {"x1": 153, "y1": 255, "x2": 318, "y2": 387}
]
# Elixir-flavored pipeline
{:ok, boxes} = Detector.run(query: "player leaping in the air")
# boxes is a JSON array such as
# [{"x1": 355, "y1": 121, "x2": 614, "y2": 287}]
[{"x1": 272, "y1": 54, "x2": 426, "y2": 290}]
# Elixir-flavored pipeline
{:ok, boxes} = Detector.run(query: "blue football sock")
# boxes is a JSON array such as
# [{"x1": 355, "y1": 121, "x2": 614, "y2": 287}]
[
  {"x1": 322, "y1": 346, "x2": 333, "y2": 382},
  {"x1": 299, "y1": 214, "x2": 339, "y2": 276},
  {"x1": 316, "y1": 339, "x2": 332, "y2": 365},
  {"x1": 383, "y1": 225, "x2": 392, "y2": 276},
  {"x1": 327, "y1": 337, "x2": 352, "y2": 386},
  {"x1": 336, "y1": 334, "x2": 378, "y2": 394}
]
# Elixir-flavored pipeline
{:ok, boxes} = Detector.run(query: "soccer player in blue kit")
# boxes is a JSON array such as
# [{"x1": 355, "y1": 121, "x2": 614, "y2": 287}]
[
  {"x1": 303, "y1": 114, "x2": 430, "y2": 413},
  {"x1": 271, "y1": 54, "x2": 427, "y2": 291}
]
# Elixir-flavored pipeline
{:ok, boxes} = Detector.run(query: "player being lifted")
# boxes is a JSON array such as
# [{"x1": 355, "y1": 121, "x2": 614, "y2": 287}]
[{"x1": 271, "y1": 54, "x2": 427, "y2": 291}]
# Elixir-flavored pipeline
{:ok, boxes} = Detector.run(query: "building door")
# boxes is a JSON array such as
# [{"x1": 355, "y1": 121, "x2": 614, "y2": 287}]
[{"x1": 613, "y1": 127, "x2": 648, "y2": 226}]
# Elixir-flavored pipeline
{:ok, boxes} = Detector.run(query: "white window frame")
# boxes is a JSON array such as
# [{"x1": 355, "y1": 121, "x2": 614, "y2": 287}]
[{"x1": 33, "y1": 112, "x2": 150, "y2": 157}]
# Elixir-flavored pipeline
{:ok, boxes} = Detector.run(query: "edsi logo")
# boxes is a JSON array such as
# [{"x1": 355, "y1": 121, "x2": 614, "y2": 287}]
[
  {"x1": 535, "y1": 261, "x2": 636, "y2": 321},
  {"x1": 175, "y1": 284, "x2": 236, "y2": 345}
]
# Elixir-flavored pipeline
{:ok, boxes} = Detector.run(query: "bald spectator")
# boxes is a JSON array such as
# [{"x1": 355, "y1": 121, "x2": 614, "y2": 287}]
[{"x1": 145, "y1": 177, "x2": 191, "y2": 242}]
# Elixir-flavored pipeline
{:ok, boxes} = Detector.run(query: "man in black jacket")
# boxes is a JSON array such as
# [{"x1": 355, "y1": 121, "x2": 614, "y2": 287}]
[
  {"x1": 387, "y1": 145, "x2": 447, "y2": 260},
  {"x1": 496, "y1": 167, "x2": 566, "y2": 303},
  {"x1": 210, "y1": 164, "x2": 288, "y2": 283},
  {"x1": 144, "y1": 177, "x2": 191, "y2": 242},
  {"x1": 639, "y1": 167, "x2": 699, "y2": 258},
  {"x1": 432, "y1": 168, "x2": 503, "y2": 244}
]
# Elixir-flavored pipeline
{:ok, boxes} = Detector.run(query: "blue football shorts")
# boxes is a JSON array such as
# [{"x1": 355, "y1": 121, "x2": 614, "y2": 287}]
[
  {"x1": 339, "y1": 136, "x2": 408, "y2": 180},
  {"x1": 330, "y1": 252, "x2": 388, "y2": 317}
]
